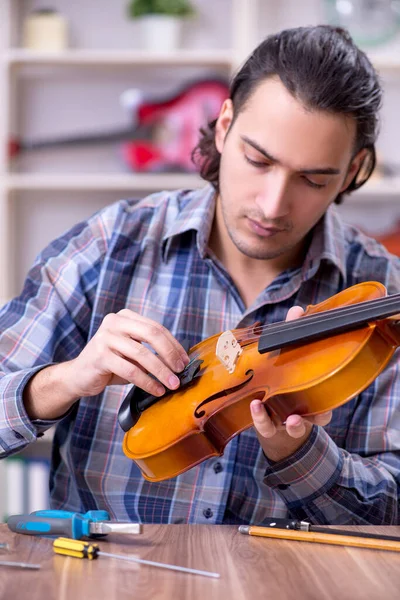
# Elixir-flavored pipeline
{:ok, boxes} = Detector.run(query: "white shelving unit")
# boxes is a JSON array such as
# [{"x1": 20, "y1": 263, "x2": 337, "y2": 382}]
[
  {"x1": 0, "y1": 0, "x2": 263, "y2": 306},
  {"x1": 1, "y1": 0, "x2": 400, "y2": 302},
  {"x1": 5, "y1": 173, "x2": 399, "y2": 198},
  {"x1": 4, "y1": 48, "x2": 235, "y2": 67},
  {"x1": 5, "y1": 172, "x2": 203, "y2": 192}
]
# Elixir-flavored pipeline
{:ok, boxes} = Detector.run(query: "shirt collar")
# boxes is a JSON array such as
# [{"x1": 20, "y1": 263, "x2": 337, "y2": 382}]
[
  {"x1": 162, "y1": 184, "x2": 216, "y2": 261},
  {"x1": 302, "y1": 203, "x2": 347, "y2": 281},
  {"x1": 162, "y1": 187, "x2": 347, "y2": 281}
]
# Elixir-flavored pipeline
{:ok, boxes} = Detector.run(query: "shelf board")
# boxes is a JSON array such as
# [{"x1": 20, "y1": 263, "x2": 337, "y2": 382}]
[
  {"x1": 5, "y1": 48, "x2": 400, "y2": 71},
  {"x1": 367, "y1": 53, "x2": 400, "y2": 71},
  {"x1": 4, "y1": 48, "x2": 234, "y2": 68},
  {"x1": 350, "y1": 178, "x2": 400, "y2": 200},
  {"x1": 5, "y1": 173, "x2": 204, "y2": 191},
  {"x1": 4, "y1": 174, "x2": 400, "y2": 199}
]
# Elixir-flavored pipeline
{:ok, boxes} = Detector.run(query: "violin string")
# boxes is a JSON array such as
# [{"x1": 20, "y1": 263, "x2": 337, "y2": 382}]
[
  {"x1": 188, "y1": 292, "x2": 400, "y2": 360},
  {"x1": 246, "y1": 296, "x2": 400, "y2": 340},
  {"x1": 235, "y1": 292, "x2": 400, "y2": 343},
  {"x1": 242, "y1": 300, "x2": 400, "y2": 342}
]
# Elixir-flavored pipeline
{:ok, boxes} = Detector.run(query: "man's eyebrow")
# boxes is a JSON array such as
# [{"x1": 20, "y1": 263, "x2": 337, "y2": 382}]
[{"x1": 241, "y1": 135, "x2": 341, "y2": 176}]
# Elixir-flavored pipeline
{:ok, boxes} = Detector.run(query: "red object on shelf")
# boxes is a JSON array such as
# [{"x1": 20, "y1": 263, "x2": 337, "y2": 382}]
[
  {"x1": 373, "y1": 220, "x2": 400, "y2": 256},
  {"x1": 8, "y1": 78, "x2": 229, "y2": 173}
]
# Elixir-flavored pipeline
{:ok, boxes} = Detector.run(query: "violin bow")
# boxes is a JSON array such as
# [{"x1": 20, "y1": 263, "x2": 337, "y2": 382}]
[{"x1": 245, "y1": 518, "x2": 400, "y2": 542}]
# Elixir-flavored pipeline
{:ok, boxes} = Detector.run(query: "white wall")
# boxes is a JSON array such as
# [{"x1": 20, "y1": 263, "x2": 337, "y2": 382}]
[{"x1": 7, "y1": 0, "x2": 400, "y2": 292}]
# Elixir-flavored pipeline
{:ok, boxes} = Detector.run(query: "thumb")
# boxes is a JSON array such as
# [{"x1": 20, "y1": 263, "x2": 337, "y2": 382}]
[{"x1": 286, "y1": 305, "x2": 305, "y2": 322}]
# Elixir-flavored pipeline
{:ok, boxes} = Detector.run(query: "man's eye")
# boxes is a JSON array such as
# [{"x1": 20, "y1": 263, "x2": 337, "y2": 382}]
[
  {"x1": 244, "y1": 155, "x2": 268, "y2": 168},
  {"x1": 304, "y1": 178, "x2": 327, "y2": 189}
]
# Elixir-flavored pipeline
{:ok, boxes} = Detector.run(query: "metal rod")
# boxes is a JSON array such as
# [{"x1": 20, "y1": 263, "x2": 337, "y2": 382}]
[
  {"x1": 99, "y1": 551, "x2": 220, "y2": 578},
  {"x1": 0, "y1": 560, "x2": 41, "y2": 569}
]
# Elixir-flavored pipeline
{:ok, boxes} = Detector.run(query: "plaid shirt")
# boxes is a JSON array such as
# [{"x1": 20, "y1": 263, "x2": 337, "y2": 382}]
[{"x1": 1, "y1": 184, "x2": 400, "y2": 525}]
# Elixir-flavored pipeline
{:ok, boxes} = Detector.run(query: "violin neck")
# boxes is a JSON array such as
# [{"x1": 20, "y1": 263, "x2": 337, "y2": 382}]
[{"x1": 258, "y1": 294, "x2": 400, "y2": 354}]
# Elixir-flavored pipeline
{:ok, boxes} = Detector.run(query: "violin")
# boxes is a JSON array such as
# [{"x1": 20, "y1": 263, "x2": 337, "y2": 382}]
[{"x1": 118, "y1": 281, "x2": 400, "y2": 482}]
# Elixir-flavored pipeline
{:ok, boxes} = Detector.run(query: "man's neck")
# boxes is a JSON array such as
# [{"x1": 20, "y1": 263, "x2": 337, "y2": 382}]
[
  {"x1": 214, "y1": 251, "x2": 295, "y2": 308},
  {"x1": 208, "y1": 213, "x2": 306, "y2": 309}
]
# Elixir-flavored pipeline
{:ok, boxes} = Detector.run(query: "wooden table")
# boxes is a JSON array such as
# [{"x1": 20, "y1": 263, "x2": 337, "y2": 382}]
[{"x1": 0, "y1": 523, "x2": 399, "y2": 599}]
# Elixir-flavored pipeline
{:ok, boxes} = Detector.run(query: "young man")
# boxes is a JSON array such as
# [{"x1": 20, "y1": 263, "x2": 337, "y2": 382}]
[{"x1": 1, "y1": 25, "x2": 399, "y2": 525}]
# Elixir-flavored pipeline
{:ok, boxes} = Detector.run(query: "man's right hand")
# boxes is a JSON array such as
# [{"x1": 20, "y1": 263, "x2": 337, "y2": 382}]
[
  {"x1": 23, "y1": 310, "x2": 190, "y2": 420},
  {"x1": 70, "y1": 309, "x2": 190, "y2": 397}
]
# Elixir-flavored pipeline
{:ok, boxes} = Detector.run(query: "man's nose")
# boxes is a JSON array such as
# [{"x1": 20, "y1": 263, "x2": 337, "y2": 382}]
[{"x1": 255, "y1": 170, "x2": 291, "y2": 218}]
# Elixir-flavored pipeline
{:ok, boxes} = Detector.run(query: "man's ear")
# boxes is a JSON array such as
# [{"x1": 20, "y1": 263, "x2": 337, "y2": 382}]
[
  {"x1": 215, "y1": 99, "x2": 234, "y2": 153},
  {"x1": 340, "y1": 148, "x2": 369, "y2": 192}
]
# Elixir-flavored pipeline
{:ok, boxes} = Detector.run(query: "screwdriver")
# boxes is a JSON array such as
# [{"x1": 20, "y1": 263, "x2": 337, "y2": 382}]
[{"x1": 53, "y1": 537, "x2": 220, "y2": 579}]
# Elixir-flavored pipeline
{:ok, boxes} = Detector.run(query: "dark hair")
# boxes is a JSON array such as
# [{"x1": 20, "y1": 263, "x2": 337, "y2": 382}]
[{"x1": 192, "y1": 25, "x2": 382, "y2": 204}]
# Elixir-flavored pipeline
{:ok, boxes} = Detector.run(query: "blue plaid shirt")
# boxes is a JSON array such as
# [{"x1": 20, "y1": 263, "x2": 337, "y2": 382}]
[{"x1": 1, "y1": 184, "x2": 399, "y2": 524}]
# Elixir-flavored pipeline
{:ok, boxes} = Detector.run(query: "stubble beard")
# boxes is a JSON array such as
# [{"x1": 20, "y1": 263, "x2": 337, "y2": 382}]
[
  {"x1": 221, "y1": 205, "x2": 294, "y2": 261},
  {"x1": 227, "y1": 227, "x2": 296, "y2": 260}
]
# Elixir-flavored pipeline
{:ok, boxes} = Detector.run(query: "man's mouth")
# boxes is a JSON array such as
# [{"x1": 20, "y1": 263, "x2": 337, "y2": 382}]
[{"x1": 247, "y1": 218, "x2": 286, "y2": 237}]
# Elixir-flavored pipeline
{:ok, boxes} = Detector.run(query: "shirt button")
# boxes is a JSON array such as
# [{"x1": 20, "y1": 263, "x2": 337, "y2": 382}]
[
  {"x1": 13, "y1": 431, "x2": 23, "y2": 439},
  {"x1": 213, "y1": 462, "x2": 223, "y2": 474},
  {"x1": 277, "y1": 484, "x2": 290, "y2": 490},
  {"x1": 203, "y1": 508, "x2": 213, "y2": 519}
]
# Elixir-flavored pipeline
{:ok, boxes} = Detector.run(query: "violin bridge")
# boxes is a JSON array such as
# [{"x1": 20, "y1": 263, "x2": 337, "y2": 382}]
[{"x1": 216, "y1": 330, "x2": 243, "y2": 373}]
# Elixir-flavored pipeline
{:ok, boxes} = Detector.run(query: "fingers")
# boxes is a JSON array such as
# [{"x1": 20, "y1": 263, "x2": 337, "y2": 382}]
[
  {"x1": 104, "y1": 350, "x2": 166, "y2": 397},
  {"x1": 250, "y1": 400, "x2": 277, "y2": 438},
  {"x1": 75, "y1": 309, "x2": 192, "y2": 398},
  {"x1": 251, "y1": 409, "x2": 308, "y2": 440},
  {"x1": 100, "y1": 311, "x2": 189, "y2": 389},
  {"x1": 308, "y1": 411, "x2": 333, "y2": 427},
  {"x1": 251, "y1": 401, "x2": 332, "y2": 440},
  {"x1": 115, "y1": 310, "x2": 189, "y2": 368},
  {"x1": 284, "y1": 411, "x2": 332, "y2": 438},
  {"x1": 250, "y1": 401, "x2": 332, "y2": 462},
  {"x1": 285, "y1": 305, "x2": 305, "y2": 321},
  {"x1": 284, "y1": 414, "x2": 308, "y2": 438},
  {"x1": 106, "y1": 332, "x2": 181, "y2": 394}
]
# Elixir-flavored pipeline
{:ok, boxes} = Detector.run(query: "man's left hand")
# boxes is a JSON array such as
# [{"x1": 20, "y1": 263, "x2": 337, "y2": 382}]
[{"x1": 250, "y1": 305, "x2": 332, "y2": 462}]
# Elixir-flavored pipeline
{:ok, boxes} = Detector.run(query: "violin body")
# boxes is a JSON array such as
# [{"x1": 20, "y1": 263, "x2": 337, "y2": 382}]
[{"x1": 120, "y1": 281, "x2": 400, "y2": 482}]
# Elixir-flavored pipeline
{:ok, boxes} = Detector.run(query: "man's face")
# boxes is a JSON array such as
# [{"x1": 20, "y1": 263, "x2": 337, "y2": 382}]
[{"x1": 214, "y1": 77, "x2": 364, "y2": 263}]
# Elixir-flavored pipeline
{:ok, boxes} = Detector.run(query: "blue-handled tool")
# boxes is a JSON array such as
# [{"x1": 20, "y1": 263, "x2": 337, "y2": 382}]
[{"x1": 7, "y1": 509, "x2": 142, "y2": 540}]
